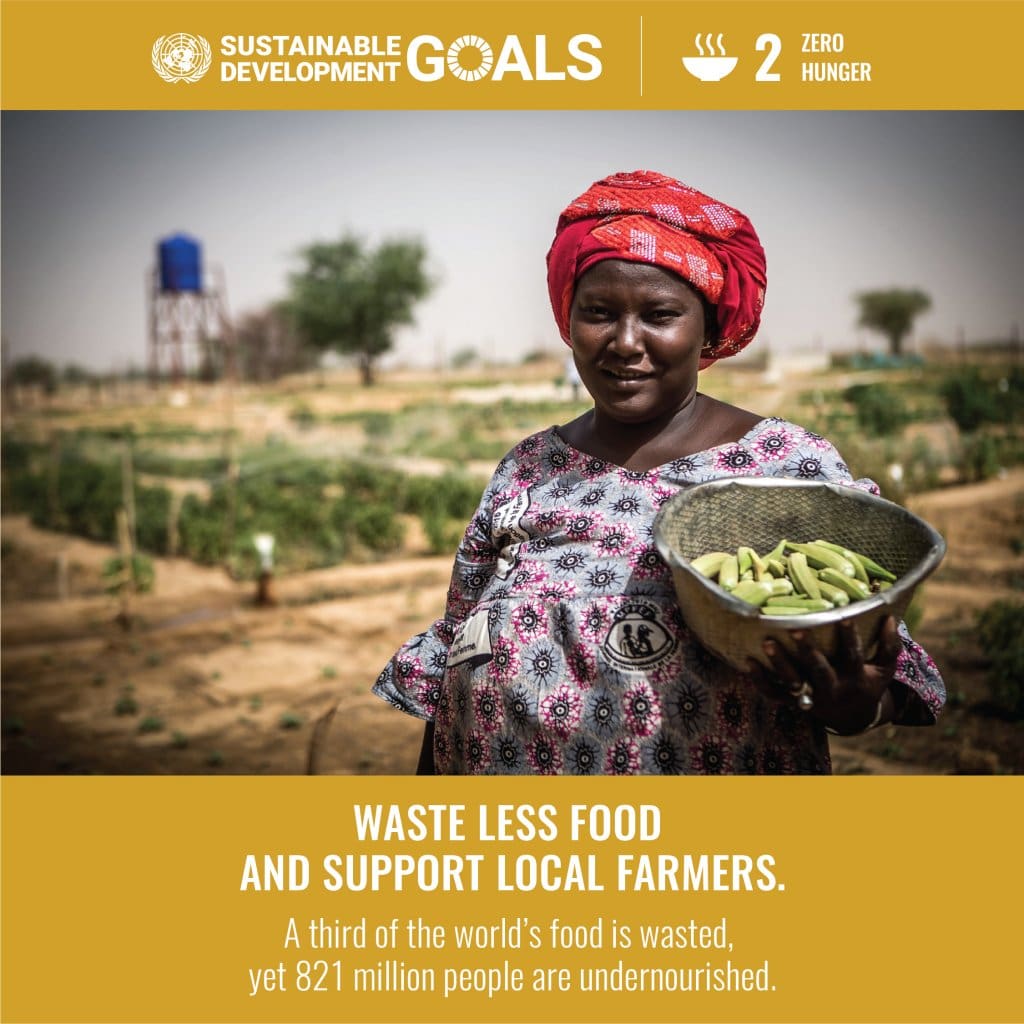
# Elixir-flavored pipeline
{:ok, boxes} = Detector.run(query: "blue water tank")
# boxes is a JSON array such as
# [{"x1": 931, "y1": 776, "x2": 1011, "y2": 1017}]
[{"x1": 158, "y1": 234, "x2": 202, "y2": 292}]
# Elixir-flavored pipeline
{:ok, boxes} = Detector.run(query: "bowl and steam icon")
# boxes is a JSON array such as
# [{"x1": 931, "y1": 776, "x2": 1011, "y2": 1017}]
[{"x1": 682, "y1": 33, "x2": 738, "y2": 82}]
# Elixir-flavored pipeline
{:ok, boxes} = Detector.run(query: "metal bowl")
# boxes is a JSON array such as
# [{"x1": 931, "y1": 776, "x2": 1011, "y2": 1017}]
[{"x1": 653, "y1": 477, "x2": 946, "y2": 671}]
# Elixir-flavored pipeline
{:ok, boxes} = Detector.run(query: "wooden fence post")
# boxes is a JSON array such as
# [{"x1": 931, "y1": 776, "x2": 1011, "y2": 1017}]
[
  {"x1": 115, "y1": 507, "x2": 135, "y2": 627},
  {"x1": 121, "y1": 432, "x2": 137, "y2": 555}
]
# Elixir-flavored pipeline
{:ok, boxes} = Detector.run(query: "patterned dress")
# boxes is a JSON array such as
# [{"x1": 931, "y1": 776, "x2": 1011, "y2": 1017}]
[{"x1": 373, "y1": 418, "x2": 946, "y2": 775}]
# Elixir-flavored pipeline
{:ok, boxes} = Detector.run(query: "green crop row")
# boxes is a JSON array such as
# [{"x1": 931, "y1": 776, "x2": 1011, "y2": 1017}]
[{"x1": 1, "y1": 436, "x2": 485, "y2": 576}]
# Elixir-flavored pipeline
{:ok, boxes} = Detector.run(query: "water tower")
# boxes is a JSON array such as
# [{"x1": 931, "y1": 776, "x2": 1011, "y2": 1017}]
[{"x1": 147, "y1": 233, "x2": 235, "y2": 383}]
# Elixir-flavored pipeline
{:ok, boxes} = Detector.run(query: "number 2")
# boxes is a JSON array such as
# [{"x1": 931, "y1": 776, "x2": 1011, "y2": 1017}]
[{"x1": 755, "y1": 33, "x2": 782, "y2": 81}]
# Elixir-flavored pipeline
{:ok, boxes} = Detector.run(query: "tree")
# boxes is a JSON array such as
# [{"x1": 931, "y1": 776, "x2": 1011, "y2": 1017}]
[
  {"x1": 3, "y1": 355, "x2": 58, "y2": 394},
  {"x1": 61, "y1": 363, "x2": 96, "y2": 386},
  {"x1": 854, "y1": 288, "x2": 932, "y2": 358},
  {"x1": 285, "y1": 234, "x2": 432, "y2": 386}
]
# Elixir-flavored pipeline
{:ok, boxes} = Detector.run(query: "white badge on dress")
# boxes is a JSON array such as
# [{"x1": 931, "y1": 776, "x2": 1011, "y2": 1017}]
[{"x1": 448, "y1": 606, "x2": 493, "y2": 668}]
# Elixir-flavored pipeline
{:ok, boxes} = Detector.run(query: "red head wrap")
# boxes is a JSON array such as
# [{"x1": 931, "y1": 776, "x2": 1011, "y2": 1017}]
[{"x1": 546, "y1": 170, "x2": 767, "y2": 368}]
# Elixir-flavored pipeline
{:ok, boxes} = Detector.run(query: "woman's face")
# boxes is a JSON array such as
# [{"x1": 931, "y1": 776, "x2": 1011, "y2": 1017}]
[{"x1": 569, "y1": 260, "x2": 707, "y2": 426}]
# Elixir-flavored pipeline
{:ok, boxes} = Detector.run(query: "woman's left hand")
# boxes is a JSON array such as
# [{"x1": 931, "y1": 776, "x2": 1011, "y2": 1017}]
[{"x1": 746, "y1": 616, "x2": 902, "y2": 734}]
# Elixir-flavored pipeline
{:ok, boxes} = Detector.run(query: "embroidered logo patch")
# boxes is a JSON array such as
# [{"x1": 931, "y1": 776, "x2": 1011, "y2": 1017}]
[{"x1": 601, "y1": 598, "x2": 676, "y2": 671}]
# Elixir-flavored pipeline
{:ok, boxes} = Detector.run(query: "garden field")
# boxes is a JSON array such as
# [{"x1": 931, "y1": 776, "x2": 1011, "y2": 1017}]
[{"x1": 2, "y1": 353, "x2": 1022, "y2": 775}]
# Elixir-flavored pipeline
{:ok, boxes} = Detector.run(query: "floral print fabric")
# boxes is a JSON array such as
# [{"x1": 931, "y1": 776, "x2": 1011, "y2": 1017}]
[{"x1": 372, "y1": 418, "x2": 946, "y2": 774}]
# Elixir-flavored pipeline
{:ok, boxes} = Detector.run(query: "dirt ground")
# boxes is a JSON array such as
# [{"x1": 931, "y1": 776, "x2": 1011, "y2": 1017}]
[{"x1": 3, "y1": 465, "x2": 1022, "y2": 776}]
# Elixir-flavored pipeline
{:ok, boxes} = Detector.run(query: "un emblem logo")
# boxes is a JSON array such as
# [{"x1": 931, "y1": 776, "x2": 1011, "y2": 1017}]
[{"x1": 152, "y1": 33, "x2": 212, "y2": 83}]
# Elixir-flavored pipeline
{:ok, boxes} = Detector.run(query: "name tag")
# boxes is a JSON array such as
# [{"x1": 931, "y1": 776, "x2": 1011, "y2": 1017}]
[{"x1": 447, "y1": 607, "x2": 493, "y2": 668}]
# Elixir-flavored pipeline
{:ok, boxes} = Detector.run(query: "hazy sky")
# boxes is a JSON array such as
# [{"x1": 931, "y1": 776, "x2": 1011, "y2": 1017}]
[{"x1": 2, "y1": 110, "x2": 1022, "y2": 371}]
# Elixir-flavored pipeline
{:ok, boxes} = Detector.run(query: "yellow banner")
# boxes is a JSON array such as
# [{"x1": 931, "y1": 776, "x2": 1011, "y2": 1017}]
[
  {"x1": 3, "y1": 3, "x2": 1023, "y2": 1024},
  {"x1": 3, "y1": 776, "x2": 1022, "y2": 1024},
  {"x1": 2, "y1": 1, "x2": 1022, "y2": 110}
]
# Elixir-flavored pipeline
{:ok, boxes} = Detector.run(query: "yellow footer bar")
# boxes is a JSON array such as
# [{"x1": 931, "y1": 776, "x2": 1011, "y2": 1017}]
[{"x1": 2, "y1": 776, "x2": 1021, "y2": 1023}]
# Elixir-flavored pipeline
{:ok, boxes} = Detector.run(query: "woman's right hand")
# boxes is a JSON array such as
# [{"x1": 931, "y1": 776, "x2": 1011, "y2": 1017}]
[{"x1": 745, "y1": 616, "x2": 902, "y2": 734}]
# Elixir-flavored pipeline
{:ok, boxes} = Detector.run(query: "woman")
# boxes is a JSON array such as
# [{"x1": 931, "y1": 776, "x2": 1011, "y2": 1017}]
[{"x1": 373, "y1": 170, "x2": 945, "y2": 775}]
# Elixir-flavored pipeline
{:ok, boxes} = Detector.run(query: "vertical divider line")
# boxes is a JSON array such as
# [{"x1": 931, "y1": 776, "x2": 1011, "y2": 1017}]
[{"x1": 640, "y1": 15, "x2": 644, "y2": 97}]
